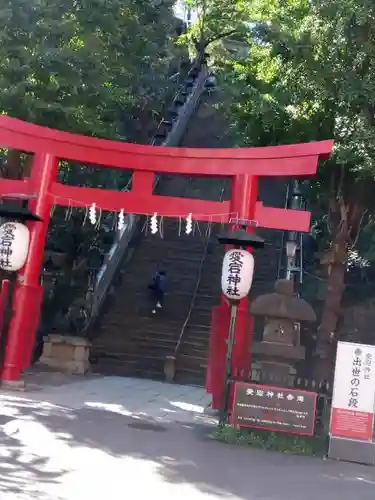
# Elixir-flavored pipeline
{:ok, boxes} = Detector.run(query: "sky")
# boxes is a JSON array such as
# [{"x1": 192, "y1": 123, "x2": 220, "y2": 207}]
[{"x1": 173, "y1": 0, "x2": 198, "y2": 23}]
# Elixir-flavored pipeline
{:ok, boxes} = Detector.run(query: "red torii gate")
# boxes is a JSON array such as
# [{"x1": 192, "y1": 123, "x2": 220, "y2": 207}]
[{"x1": 0, "y1": 116, "x2": 333, "y2": 391}]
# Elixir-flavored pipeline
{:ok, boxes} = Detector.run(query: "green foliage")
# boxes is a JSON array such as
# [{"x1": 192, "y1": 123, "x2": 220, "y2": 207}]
[
  {"x1": 211, "y1": 425, "x2": 326, "y2": 457},
  {"x1": 216, "y1": 0, "x2": 375, "y2": 241},
  {"x1": 0, "y1": 0, "x2": 177, "y2": 140}
]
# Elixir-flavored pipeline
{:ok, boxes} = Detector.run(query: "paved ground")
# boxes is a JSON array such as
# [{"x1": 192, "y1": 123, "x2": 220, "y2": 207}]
[{"x1": 0, "y1": 373, "x2": 375, "y2": 500}]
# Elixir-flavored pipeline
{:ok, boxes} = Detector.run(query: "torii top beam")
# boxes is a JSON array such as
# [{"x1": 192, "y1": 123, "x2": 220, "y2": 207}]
[{"x1": 0, "y1": 117, "x2": 334, "y2": 231}]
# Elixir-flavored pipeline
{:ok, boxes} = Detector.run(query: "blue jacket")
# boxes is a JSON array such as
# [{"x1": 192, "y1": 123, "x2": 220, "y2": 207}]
[{"x1": 150, "y1": 273, "x2": 167, "y2": 293}]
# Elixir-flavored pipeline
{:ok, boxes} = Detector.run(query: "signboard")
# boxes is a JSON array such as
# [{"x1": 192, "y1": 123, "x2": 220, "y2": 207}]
[
  {"x1": 231, "y1": 382, "x2": 317, "y2": 436},
  {"x1": 330, "y1": 341, "x2": 375, "y2": 442}
]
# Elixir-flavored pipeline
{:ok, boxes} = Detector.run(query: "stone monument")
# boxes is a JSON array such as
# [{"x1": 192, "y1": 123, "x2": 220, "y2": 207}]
[{"x1": 250, "y1": 279, "x2": 316, "y2": 386}]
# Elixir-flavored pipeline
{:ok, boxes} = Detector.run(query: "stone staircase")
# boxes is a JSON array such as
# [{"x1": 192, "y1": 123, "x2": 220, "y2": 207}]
[
  {"x1": 90, "y1": 176, "x2": 228, "y2": 383},
  {"x1": 90, "y1": 94, "x2": 288, "y2": 385}
]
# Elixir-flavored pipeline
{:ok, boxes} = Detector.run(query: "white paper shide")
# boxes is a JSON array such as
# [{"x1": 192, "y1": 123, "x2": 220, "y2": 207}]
[
  {"x1": 221, "y1": 249, "x2": 254, "y2": 301},
  {"x1": 0, "y1": 221, "x2": 30, "y2": 271}
]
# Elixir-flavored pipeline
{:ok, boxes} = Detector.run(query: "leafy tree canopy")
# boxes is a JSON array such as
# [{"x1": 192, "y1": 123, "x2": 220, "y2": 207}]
[
  {"x1": 217, "y1": 0, "x2": 375, "y2": 220},
  {"x1": 0, "y1": 0, "x2": 177, "y2": 140}
]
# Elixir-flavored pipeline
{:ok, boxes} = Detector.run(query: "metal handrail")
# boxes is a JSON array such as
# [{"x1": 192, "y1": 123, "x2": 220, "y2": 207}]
[
  {"x1": 173, "y1": 187, "x2": 225, "y2": 356},
  {"x1": 89, "y1": 58, "x2": 209, "y2": 323},
  {"x1": 276, "y1": 182, "x2": 290, "y2": 279}
]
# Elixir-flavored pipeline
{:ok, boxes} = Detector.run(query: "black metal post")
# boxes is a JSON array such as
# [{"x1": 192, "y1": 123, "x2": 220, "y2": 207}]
[
  {"x1": 217, "y1": 227, "x2": 265, "y2": 427},
  {"x1": 219, "y1": 301, "x2": 238, "y2": 426},
  {"x1": 0, "y1": 273, "x2": 17, "y2": 376}
]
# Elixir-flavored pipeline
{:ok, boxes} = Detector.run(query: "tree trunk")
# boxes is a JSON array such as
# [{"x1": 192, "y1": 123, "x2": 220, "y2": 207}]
[{"x1": 314, "y1": 235, "x2": 347, "y2": 383}]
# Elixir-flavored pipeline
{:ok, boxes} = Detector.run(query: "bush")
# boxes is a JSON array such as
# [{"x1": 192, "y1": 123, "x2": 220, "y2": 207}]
[{"x1": 210, "y1": 425, "x2": 327, "y2": 457}]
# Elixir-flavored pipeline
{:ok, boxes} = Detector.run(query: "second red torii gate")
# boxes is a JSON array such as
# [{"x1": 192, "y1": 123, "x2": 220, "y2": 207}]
[{"x1": 0, "y1": 116, "x2": 333, "y2": 389}]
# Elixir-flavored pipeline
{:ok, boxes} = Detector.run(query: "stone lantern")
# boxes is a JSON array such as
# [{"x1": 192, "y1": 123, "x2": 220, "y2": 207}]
[{"x1": 250, "y1": 279, "x2": 316, "y2": 387}]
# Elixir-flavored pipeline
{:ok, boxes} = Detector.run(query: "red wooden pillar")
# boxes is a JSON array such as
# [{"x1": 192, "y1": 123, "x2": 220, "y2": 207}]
[
  {"x1": 206, "y1": 174, "x2": 258, "y2": 409},
  {"x1": 1, "y1": 153, "x2": 58, "y2": 382},
  {"x1": 229, "y1": 174, "x2": 258, "y2": 377},
  {"x1": 0, "y1": 280, "x2": 10, "y2": 337}
]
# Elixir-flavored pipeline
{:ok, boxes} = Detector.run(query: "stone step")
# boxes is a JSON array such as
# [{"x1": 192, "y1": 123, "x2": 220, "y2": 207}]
[
  {"x1": 95, "y1": 324, "x2": 180, "y2": 341},
  {"x1": 108, "y1": 287, "x2": 210, "y2": 306},
  {"x1": 178, "y1": 344, "x2": 209, "y2": 356},
  {"x1": 134, "y1": 235, "x2": 209, "y2": 249},
  {"x1": 178, "y1": 361, "x2": 207, "y2": 375},
  {"x1": 93, "y1": 332, "x2": 178, "y2": 348},
  {"x1": 133, "y1": 251, "x2": 220, "y2": 263},
  {"x1": 178, "y1": 347, "x2": 208, "y2": 362},
  {"x1": 91, "y1": 348, "x2": 168, "y2": 363},
  {"x1": 95, "y1": 334, "x2": 208, "y2": 351},
  {"x1": 106, "y1": 303, "x2": 205, "y2": 322},
  {"x1": 187, "y1": 308, "x2": 213, "y2": 323},
  {"x1": 109, "y1": 285, "x2": 214, "y2": 303},
  {"x1": 121, "y1": 271, "x2": 220, "y2": 288},
  {"x1": 92, "y1": 331, "x2": 210, "y2": 360},
  {"x1": 175, "y1": 368, "x2": 206, "y2": 386},
  {"x1": 183, "y1": 324, "x2": 211, "y2": 337},
  {"x1": 127, "y1": 259, "x2": 218, "y2": 272},
  {"x1": 123, "y1": 258, "x2": 220, "y2": 275},
  {"x1": 94, "y1": 323, "x2": 179, "y2": 339},
  {"x1": 96, "y1": 314, "x2": 210, "y2": 330},
  {"x1": 96, "y1": 323, "x2": 210, "y2": 344},
  {"x1": 109, "y1": 290, "x2": 218, "y2": 309},
  {"x1": 192, "y1": 294, "x2": 220, "y2": 308},
  {"x1": 91, "y1": 359, "x2": 165, "y2": 381}
]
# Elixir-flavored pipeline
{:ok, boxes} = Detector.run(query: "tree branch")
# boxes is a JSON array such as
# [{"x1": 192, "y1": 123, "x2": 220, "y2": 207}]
[
  {"x1": 351, "y1": 207, "x2": 367, "y2": 247},
  {"x1": 199, "y1": 0, "x2": 208, "y2": 48},
  {"x1": 205, "y1": 29, "x2": 240, "y2": 47}
]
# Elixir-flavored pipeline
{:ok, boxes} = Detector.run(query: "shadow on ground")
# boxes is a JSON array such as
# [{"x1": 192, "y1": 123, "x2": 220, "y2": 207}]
[
  {"x1": 1, "y1": 395, "x2": 375, "y2": 499},
  {"x1": 0, "y1": 409, "x2": 69, "y2": 498}
]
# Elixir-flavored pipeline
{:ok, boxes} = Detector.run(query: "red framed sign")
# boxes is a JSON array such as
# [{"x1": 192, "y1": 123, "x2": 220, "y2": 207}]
[
  {"x1": 231, "y1": 382, "x2": 318, "y2": 436},
  {"x1": 330, "y1": 342, "x2": 375, "y2": 442}
]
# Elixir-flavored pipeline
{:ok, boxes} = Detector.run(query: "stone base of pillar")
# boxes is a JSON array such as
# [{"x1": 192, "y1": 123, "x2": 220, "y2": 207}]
[
  {"x1": 1, "y1": 379, "x2": 26, "y2": 391},
  {"x1": 39, "y1": 335, "x2": 91, "y2": 375},
  {"x1": 164, "y1": 356, "x2": 176, "y2": 383}
]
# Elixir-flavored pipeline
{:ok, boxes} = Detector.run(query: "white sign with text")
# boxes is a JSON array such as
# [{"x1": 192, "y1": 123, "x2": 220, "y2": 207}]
[{"x1": 330, "y1": 341, "x2": 375, "y2": 441}]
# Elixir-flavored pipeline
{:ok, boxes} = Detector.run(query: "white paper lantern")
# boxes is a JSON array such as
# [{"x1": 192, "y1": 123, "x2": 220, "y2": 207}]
[
  {"x1": 221, "y1": 249, "x2": 255, "y2": 301},
  {"x1": 0, "y1": 222, "x2": 30, "y2": 272}
]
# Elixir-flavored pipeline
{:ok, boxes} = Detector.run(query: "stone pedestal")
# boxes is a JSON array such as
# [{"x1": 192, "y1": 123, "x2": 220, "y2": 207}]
[
  {"x1": 251, "y1": 341, "x2": 306, "y2": 386},
  {"x1": 40, "y1": 334, "x2": 91, "y2": 375},
  {"x1": 250, "y1": 359, "x2": 298, "y2": 387}
]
